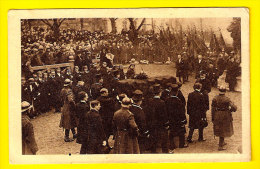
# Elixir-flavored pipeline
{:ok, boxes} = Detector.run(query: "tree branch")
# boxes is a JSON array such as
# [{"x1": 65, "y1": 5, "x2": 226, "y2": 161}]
[
  {"x1": 40, "y1": 19, "x2": 52, "y2": 27},
  {"x1": 136, "y1": 18, "x2": 146, "y2": 31},
  {"x1": 58, "y1": 18, "x2": 66, "y2": 27}
]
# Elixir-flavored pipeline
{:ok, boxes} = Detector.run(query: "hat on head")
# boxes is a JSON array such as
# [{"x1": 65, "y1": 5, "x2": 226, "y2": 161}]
[
  {"x1": 100, "y1": 88, "x2": 108, "y2": 94},
  {"x1": 132, "y1": 89, "x2": 143, "y2": 101},
  {"x1": 28, "y1": 78, "x2": 34, "y2": 82},
  {"x1": 193, "y1": 83, "x2": 202, "y2": 90},
  {"x1": 78, "y1": 91, "x2": 88, "y2": 101},
  {"x1": 153, "y1": 83, "x2": 161, "y2": 94},
  {"x1": 121, "y1": 97, "x2": 132, "y2": 107},
  {"x1": 117, "y1": 93, "x2": 127, "y2": 102},
  {"x1": 219, "y1": 86, "x2": 226, "y2": 94},
  {"x1": 64, "y1": 79, "x2": 71, "y2": 86},
  {"x1": 22, "y1": 101, "x2": 32, "y2": 113},
  {"x1": 171, "y1": 84, "x2": 179, "y2": 92}
]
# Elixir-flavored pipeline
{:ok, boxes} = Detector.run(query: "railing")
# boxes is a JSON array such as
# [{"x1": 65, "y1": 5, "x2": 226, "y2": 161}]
[{"x1": 31, "y1": 57, "x2": 75, "y2": 72}]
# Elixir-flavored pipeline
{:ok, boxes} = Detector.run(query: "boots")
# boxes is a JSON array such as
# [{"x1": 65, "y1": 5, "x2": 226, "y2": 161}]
[{"x1": 64, "y1": 136, "x2": 73, "y2": 142}]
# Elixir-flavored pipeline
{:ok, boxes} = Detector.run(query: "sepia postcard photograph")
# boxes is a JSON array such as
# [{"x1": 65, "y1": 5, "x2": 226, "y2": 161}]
[{"x1": 8, "y1": 8, "x2": 250, "y2": 164}]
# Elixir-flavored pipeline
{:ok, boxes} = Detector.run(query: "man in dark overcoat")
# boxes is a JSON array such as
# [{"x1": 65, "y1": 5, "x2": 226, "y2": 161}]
[
  {"x1": 97, "y1": 88, "x2": 115, "y2": 149},
  {"x1": 75, "y1": 91, "x2": 90, "y2": 154},
  {"x1": 211, "y1": 86, "x2": 237, "y2": 151},
  {"x1": 165, "y1": 84, "x2": 188, "y2": 151},
  {"x1": 175, "y1": 54, "x2": 185, "y2": 83},
  {"x1": 146, "y1": 84, "x2": 169, "y2": 153},
  {"x1": 90, "y1": 74, "x2": 103, "y2": 100},
  {"x1": 85, "y1": 100, "x2": 107, "y2": 154},
  {"x1": 129, "y1": 90, "x2": 148, "y2": 153},
  {"x1": 187, "y1": 83, "x2": 208, "y2": 143}
]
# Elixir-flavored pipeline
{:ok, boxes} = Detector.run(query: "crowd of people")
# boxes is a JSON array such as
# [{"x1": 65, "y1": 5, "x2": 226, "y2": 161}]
[
  {"x1": 21, "y1": 26, "x2": 240, "y2": 155},
  {"x1": 22, "y1": 61, "x2": 238, "y2": 154}
]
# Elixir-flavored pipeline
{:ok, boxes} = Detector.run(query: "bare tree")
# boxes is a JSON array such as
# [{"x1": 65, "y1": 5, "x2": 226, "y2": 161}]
[
  {"x1": 109, "y1": 18, "x2": 117, "y2": 34},
  {"x1": 40, "y1": 18, "x2": 67, "y2": 41},
  {"x1": 80, "y1": 18, "x2": 84, "y2": 30},
  {"x1": 128, "y1": 18, "x2": 146, "y2": 45}
]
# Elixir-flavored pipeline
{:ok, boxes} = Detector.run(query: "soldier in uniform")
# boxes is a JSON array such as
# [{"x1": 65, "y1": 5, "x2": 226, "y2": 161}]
[
  {"x1": 113, "y1": 97, "x2": 140, "y2": 154},
  {"x1": 187, "y1": 83, "x2": 208, "y2": 143},
  {"x1": 22, "y1": 101, "x2": 38, "y2": 155},
  {"x1": 129, "y1": 90, "x2": 149, "y2": 153},
  {"x1": 211, "y1": 86, "x2": 237, "y2": 151},
  {"x1": 165, "y1": 84, "x2": 188, "y2": 153},
  {"x1": 85, "y1": 100, "x2": 107, "y2": 154},
  {"x1": 59, "y1": 79, "x2": 77, "y2": 142},
  {"x1": 146, "y1": 84, "x2": 169, "y2": 153},
  {"x1": 75, "y1": 91, "x2": 90, "y2": 154}
]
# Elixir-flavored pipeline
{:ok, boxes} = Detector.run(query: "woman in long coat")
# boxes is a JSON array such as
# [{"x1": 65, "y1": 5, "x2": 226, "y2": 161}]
[
  {"x1": 59, "y1": 79, "x2": 77, "y2": 142},
  {"x1": 211, "y1": 87, "x2": 237, "y2": 150},
  {"x1": 113, "y1": 97, "x2": 140, "y2": 154}
]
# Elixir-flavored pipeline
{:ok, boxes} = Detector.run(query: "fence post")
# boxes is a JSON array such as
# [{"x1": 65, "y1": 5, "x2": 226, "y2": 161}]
[{"x1": 69, "y1": 56, "x2": 75, "y2": 72}]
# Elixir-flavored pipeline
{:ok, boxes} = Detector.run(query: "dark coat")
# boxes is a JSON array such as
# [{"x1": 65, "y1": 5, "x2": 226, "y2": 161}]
[
  {"x1": 59, "y1": 87, "x2": 77, "y2": 129},
  {"x1": 175, "y1": 59, "x2": 185, "y2": 77},
  {"x1": 146, "y1": 97, "x2": 169, "y2": 130},
  {"x1": 165, "y1": 95, "x2": 187, "y2": 136},
  {"x1": 75, "y1": 101, "x2": 90, "y2": 144},
  {"x1": 22, "y1": 115, "x2": 38, "y2": 155},
  {"x1": 195, "y1": 59, "x2": 207, "y2": 78},
  {"x1": 187, "y1": 90, "x2": 208, "y2": 129},
  {"x1": 113, "y1": 107, "x2": 140, "y2": 154},
  {"x1": 129, "y1": 104, "x2": 147, "y2": 135},
  {"x1": 85, "y1": 109, "x2": 106, "y2": 153},
  {"x1": 211, "y1": 94, "x2": 237, "y2": 137},
  {"x1": 90, "y1": 83, "x2": 103, "y2": 99},
  {"x1": 97, "y1": 95, "x2": 115, "y2": 137}
]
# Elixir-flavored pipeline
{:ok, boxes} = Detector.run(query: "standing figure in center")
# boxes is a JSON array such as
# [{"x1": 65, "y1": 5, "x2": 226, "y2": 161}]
[
  {"x1": 113, "y1": 97, "x2": 140, "y2": 154},
  {"x1": 187, "y1": 83, "x2": 208, "y2": 143}
]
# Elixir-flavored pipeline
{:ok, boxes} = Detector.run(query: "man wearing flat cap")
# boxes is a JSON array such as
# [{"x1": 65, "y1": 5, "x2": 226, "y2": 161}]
[
  {"x1": 22, "y1": 101, "x2": 38, "y2": 155},
  {"x1": 211, "y1": 86, "x2": 237, "y2": 151},
  {"x1": 146, "y1": 84, "x2": 169, "y2": 153},
  {"x1": 165, "y1": 84, "x2": 188, "y2": 152},
  {"x1": 130, "y1": 90, "x2": 148, "y2": 153}
]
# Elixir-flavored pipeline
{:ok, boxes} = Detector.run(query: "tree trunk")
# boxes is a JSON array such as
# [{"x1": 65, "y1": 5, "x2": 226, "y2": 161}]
[
  {"x1": 110, "y1": 18, "x2": 117, "y2": 34},
  {"x1": 80, "y1": 18, "x2": 84, "y2": 30}
]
